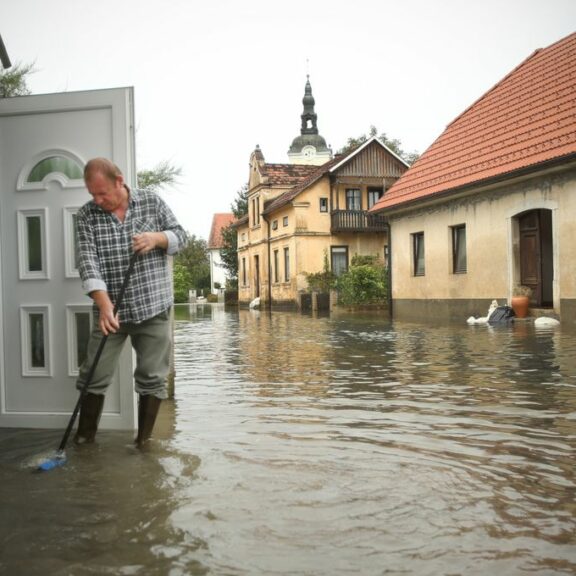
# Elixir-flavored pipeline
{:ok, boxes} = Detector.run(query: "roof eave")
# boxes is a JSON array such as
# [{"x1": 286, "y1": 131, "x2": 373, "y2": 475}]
[{"x1": 372, "y1": 153, "x2": 576, "y2": 215}]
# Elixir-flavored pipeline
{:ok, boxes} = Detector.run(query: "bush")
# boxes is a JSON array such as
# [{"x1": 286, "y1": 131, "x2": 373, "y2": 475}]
[
  {"x1": 173, "y1": 262, "x2": 192, "y2": 303},
  {"x1": 337, "y1": 262, "x2": 387, "y2": 306},
  {"x1": 305, "y1": 269, "x2": 336, "y2": 293}
]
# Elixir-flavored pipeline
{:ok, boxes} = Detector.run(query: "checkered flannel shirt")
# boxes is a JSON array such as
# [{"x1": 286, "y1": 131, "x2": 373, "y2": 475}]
[{"x1": 76, "y1": 187, "x2": 188, "y2": 324}]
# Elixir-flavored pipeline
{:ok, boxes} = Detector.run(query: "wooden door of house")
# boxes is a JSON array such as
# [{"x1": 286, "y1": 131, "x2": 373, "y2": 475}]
[
  {"x1": 0, "y1": 88, "x2": 137, "y2": 429},
  {"x1": 518, "y1": 209, "x2": 553, "y2": 307}
]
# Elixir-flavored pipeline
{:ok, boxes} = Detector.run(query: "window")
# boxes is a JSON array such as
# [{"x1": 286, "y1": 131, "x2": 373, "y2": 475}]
[
  {"x1": 67, "y1": 306, "x2": 94, "y2": 375},
  {"x1": 283, "y1": 216, "x2": 288, "y2": 227},
  {"x1": 273, "y1": 250, "x2": 279, "y2": 283},
  {"x1": 284, "y1": 247, "x2": 290, "y2": 282},
  {"x1": 346, "y1": 189, "x2": 361, "y2": 210},
  {"x1": 242, "y1": 257, "x2": 247, "y2": 286},
  {"x1": 252, "y1": 197, "x2": 260, "y2": 226},
  {"x1": 18, "y1": 209, "x2": 49, "y2": 279},
  {"x1": 272, "y1": 220, "x2": 278, "y2": 230},
  {"x1": 27, "y1": 155, "x2": 83, "y2": 183},
  {"x1": 20, "y1": 305, "x2": 52, "y2": 376},
  {"x1": 451, "y1": 225, "x2": 467, "y2": 273},
  {"x1": 319, "y1": 197, "x2": 328, "y2": 212},
  {"x1": 367, "y1": 187, "x2": 383, "y2": 209},
  {"x1": 64, "y1": 207, "x2": 80, "y2": 278},
  {"x1": 412, "y1": 232, "x2": 425, "y2": 276},
  {"x1": 331, "y1": 246, "x2": 348, "y2": 276}
]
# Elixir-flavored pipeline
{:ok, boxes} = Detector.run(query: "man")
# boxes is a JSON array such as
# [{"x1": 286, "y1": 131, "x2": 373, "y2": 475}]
[{"x1": 74, "y1": 157, "x2": 187, "y2": 447}]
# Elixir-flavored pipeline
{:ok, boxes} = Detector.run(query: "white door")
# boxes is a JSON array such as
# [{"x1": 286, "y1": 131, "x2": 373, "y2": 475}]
[{"x1": 0, "y1": 88, "x2": 136, "y2": 429}]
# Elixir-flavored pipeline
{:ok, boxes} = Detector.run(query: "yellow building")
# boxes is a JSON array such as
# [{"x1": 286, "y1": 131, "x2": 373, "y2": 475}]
[{"x1": 236, "y1": 136, "x2": 409, "y2": 308}]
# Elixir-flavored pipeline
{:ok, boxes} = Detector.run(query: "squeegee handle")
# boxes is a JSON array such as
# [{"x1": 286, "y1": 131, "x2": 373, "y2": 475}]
[{"x1": 57, "y1": 252, "x2": 139, "y2": 452}]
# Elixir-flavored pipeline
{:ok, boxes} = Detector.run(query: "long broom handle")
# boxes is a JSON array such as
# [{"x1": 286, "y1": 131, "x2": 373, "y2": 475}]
[{"x1": 57, "y1": 252, "x2": 139, "y2": 453}]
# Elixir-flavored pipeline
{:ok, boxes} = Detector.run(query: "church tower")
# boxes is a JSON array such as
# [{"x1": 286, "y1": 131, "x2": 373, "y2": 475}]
[{"x1": 288, "y1": 76, "x2": 332, "y2": 165}]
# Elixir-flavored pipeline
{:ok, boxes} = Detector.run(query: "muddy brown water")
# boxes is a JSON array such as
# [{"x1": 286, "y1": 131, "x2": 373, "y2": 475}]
[{"x1": 1, "y1": 305, "x2": 575, "y2": 575}]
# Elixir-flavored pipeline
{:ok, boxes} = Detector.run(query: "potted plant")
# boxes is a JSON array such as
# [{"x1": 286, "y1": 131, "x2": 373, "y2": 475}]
[{"x1": 511, "y1": 285, "x2": 532, "y2": 318}]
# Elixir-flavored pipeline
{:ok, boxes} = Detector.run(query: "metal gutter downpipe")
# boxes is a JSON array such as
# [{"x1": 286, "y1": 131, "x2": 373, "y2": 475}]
[{"x1": 385, "y1": 220, "x2": 393, "y2": 318}]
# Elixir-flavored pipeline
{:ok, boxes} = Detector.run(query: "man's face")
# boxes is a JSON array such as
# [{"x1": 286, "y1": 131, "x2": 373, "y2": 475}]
[{"x1": 86, "y1": 172, "x2": 125, "y2": 213}]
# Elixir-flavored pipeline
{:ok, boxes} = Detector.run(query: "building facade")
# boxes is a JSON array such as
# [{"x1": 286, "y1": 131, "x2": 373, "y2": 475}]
[
  {"x1": 371, "y1": 32, "x2": 576, "y2": 326},
  {"x1": 236, "y1": 137, "x2": 409, "y2": 308}
]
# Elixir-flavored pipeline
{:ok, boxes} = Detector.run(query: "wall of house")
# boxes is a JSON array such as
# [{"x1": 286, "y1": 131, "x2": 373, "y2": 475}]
[{"x1": 389, "y1": 169, "x2": 576, "y2": 325}]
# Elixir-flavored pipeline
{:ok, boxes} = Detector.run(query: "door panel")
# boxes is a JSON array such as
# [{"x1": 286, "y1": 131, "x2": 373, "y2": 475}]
[
  {"x1": 519, "y1": 211, "x2": 542, "y2": 305},
  {"x1": 0, "y1": 88, "x2": 136, "y2": 429}
]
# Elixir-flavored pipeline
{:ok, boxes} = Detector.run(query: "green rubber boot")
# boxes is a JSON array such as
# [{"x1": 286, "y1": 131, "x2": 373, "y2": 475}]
[
  {"x1": 74, "y1": 393, "x2": 105, "y2": 444},
  {"x1": 135, "y1": 394, "x2": 162, "y2": 448}
]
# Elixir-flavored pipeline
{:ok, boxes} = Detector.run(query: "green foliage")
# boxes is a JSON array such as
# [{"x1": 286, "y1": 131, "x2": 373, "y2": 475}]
[
  {"x1": 220, "y1": 184, "x2": 248, "y2": 282},
  {"x1": 305, "y1": 250, "x2": 336, "y2": 293},
  {"x1": 337, "y1": 125, "x2": 420, "y2": 165},
  {"x1": 0, "y1": 62, "x2": 34, "y2": 98},
  {"x1": 336, "y1": 257, "x2": 388, "y2": 306},
  {"x1": 137, "y1": 161, "x2": 182, "y2": 193},
  {"x1": 174, "y1": 234, "x2": 211, "y2": 296},
  {"x1": 173, "y1": 262, "x2": 192, "y2": 303}
]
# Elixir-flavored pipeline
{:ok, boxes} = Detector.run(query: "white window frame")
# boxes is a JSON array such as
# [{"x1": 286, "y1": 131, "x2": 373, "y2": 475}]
[
  {"x1": 64, "y1": 206, "x2": 81, "y2": 278},
  {"x1": 20, "y1": 305, "x2": 52, "y2": 377},
  {"x1": 66, "y1": 305, "x2": 94, "y2": 376},
  {"x1": 17, "y1": 208, "x2": 50, "y2": 280}
]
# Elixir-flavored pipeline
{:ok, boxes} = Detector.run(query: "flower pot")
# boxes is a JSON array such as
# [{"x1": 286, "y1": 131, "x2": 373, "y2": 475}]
[{"x1": 511, "y1": 295, "x2": 530, "y2": 318}]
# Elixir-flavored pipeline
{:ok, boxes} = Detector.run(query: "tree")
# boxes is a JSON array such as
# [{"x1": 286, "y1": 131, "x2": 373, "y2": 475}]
[
  {"x1": 220, "y1": 184, "x2": 249, "y2": 286},
  {"x1": 174, "y1": 234, "x2": 211, "y2": 295},
  {"x1": 137, "y1": 160, "x2": 182, "y2": 193},
  {"x1": 173, "y1": 262, "x2": 193, "y2": 303},
  {"x1": 337, "y1": 125, "x2": 420, "y2": 165},
  {"x1": 336, "y1": 255, "x2": 388, "y2": 306},
  {"x1": 0, "y1": 62, "x2": 34, "y2": 98}
]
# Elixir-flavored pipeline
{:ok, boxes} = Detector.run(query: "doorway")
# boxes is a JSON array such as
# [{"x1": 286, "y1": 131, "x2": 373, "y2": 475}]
[
  {"x1": 518, "y1": 209, "x2": 553, "y2": 307},
  {"x1": 254, "y1": 255, "x2": 260, "y2": 298}
]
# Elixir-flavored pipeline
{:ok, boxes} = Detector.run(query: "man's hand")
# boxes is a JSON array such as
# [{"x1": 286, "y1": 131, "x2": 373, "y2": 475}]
[
  {"x1": 132, "y1": 232, "x2": 168, "y2": 254},
  {"x1": 91, "y1": 291, "x2": 120, "y2": 335}
]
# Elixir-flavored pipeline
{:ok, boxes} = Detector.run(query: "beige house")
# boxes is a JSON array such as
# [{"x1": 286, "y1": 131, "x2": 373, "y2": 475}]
[
  {"x1": 371, "y1": 32, "x2": 576, "y2": 326},
  {"x1": 236, "y1": 137, "x2": 409, "y2": 308}
]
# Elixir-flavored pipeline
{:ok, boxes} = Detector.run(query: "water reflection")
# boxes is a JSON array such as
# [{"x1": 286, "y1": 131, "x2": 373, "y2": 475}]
[
  {"x1": 169, "y1": 306, "x2": 576, "y2": 575},
  {"x1": 1, "y1": 305, "x2": 575, "y2": 575}
]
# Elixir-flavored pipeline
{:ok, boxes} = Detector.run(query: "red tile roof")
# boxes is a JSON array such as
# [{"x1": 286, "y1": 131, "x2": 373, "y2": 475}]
[
  {"x1": 260, "y1": 163, "x2": 318, "y2": 186},
  {"x1": 372, "y1": 32, "x2": 576, "y2": 212},
  {"x1": 263, "y1": 155, "x2": 343, "y2": 214},
  {"x1": 208, "y1": 213, "x2": 235, "y2": 249}
]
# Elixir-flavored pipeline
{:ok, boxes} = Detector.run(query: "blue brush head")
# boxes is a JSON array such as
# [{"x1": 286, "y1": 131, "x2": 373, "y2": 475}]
[{"x1": 37, "y1": 452, "x2": 67, "y2": 471}]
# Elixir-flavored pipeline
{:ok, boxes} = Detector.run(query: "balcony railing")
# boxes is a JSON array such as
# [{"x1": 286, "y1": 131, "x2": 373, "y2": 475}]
[{"x1": 330, "y1": 210, "x2": 387, "y2": 233}]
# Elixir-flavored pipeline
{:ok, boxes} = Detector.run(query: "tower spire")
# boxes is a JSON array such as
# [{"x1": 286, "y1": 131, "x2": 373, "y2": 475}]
[{"x1": 288, "y1": 75, "x2": 332, "y2": 165}]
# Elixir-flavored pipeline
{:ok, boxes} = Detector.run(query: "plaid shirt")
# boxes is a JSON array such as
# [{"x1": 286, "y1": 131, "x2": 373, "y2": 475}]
[{"x1": 76, "y1": 187, "x2": 188, "y2": 324}]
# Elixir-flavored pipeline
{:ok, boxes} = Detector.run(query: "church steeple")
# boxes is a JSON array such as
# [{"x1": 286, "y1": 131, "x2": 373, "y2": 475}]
[
  {"x1": 301, "y1": 75, "x2": 319, "y2": 135},
  {"x1": 288, "y1": 76, "x2": 332, "y2": 165}
]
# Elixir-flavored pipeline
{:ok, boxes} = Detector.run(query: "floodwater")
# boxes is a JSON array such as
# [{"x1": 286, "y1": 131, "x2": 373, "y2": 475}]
[{"x1": 1, "y1": 306, "x2": 575, "y2": 576}]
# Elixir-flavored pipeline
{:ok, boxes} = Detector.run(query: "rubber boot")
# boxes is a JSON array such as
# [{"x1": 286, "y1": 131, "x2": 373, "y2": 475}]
[
  {"x1": 74, "y1": 393, "x2": 105, "y2": 444},
  {"x1": 135, "y1": 394, "x2": 162, "y2": 448}
]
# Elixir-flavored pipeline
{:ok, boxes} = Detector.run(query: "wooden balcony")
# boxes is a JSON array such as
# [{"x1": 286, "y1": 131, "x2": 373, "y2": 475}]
[{"x1": 330, "y1": 210, "x2": 387, "y2": 233}]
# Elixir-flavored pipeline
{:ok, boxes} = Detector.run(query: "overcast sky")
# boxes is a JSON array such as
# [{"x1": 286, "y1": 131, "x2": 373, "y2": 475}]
[{"x1": 3, "y1": 0, "x2": 575, "y2": 239}]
